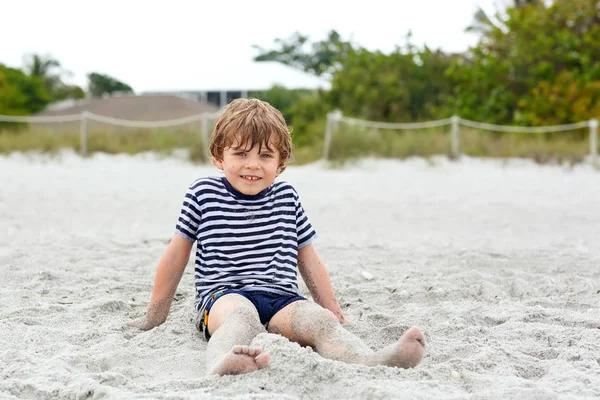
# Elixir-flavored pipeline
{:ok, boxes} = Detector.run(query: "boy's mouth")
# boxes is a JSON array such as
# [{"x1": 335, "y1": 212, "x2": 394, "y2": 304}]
[{"x1": 241, "y1": 175, "x2": 261, "y2": 182}]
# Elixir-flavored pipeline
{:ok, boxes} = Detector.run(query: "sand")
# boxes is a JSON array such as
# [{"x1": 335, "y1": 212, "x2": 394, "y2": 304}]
[{"x1": 1, "y1": 150, "x2": 598, "y2": 399}]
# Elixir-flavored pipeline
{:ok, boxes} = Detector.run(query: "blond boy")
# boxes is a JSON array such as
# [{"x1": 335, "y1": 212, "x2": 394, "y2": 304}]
[{"x1": 128, "y1": 98, "x2": 425, "y2": 375}]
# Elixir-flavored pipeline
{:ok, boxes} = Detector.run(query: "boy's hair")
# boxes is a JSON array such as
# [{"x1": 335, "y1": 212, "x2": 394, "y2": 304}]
[{"x1": 209, "y1": 98, "x2": 292, "y2": 173}]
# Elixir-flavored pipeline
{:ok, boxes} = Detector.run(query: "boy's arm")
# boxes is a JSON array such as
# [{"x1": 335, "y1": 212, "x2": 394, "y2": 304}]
[
  {"x1": 297, "y1": 243, "x2": 347, "y2": 324},
  {"x1": 128, "y1": 234, "x2": 193, "y2": 331}
]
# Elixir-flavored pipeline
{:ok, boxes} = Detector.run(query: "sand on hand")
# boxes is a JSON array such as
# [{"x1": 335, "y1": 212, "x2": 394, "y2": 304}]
[{"x1": 1, "y1": 150, "x2": 599, "y2": 399}]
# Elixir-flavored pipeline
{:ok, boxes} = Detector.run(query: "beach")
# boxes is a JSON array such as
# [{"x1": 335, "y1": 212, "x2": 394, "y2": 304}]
[{"x1": 1, "y1": 151, "x2": 598, "y2": 399}]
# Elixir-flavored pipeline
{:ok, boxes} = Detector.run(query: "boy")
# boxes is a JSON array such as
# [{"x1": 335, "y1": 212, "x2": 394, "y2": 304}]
[{"x1": 128, "y1": 98, "x2": 425, "y2": 375}]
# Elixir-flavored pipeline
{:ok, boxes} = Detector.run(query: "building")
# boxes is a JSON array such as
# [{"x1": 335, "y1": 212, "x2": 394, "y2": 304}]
[{"x1": 141, "y1": 61, "x2": 330, "y2": 108}]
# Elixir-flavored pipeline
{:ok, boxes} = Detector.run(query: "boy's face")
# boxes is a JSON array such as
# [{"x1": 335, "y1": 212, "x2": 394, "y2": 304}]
[{"x1": 214, "y1": 138, "x2": 281, "y2": 196}]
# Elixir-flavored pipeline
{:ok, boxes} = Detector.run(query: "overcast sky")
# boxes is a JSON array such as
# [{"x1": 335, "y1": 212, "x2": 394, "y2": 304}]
[{"x1": 1, "y1": 0, "x2": 505, "y2": 92}]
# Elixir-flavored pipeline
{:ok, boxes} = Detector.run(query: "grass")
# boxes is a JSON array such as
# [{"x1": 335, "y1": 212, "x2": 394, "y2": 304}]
[
  {"x1": 0, "y1": 123, "x2": 596, "y2": 167},
  {"x1": 0, "y1": 124, "x2": 212, "y2": 163},
  {"x1": 326, "y1": 124, "x2": 594, "y2": 166}
]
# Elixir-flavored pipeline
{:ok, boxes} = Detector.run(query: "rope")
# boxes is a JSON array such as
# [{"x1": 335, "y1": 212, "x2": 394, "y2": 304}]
[
  {"x1": 338, "y1": 116, "x2": 453, "y2": 129},
  {"x1": 0, "y1": 111, "x2": 222, "y2": 127},
  {"x1": 0, "y1": 114, "x2": 82, "y2": 123},
  {"x1": 1, "y1": 111, "x2": 591, "y2": 133},
  {"x1": 459, "y1": 118, "x2": 590, "y2": 133},
  {"x1": 335, "y1": 114, "x2": 591, "y2": 133},
  {"x1": 86, "y1": 113, "x2": 218, "y2": 128}
]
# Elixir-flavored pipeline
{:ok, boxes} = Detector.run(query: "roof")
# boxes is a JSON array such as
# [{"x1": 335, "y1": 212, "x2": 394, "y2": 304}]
[
  {"x1": 37, "y1": 94, "x2": 220, "y2": 121},
  {"x1": 141, "y1": 61, "x2": 330, "y2": 92}
]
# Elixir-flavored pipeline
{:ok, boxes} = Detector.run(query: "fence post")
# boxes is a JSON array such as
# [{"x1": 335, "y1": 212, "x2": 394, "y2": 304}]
[
  {"x1": 323, "y1": 110, "x2": 342, "y2": 161},
  {"x1": 79, "y1": 111, "x2": 89, "y2": 156},
  {"x1": 451, "y1": 115, "x2": 460, "y2": 159},
  {"x1": 590, "y1": 118, "x2": 598, "y2": 168},
  {"x1": 200, "y1": 113, "x2": 211, "y2": 162}
]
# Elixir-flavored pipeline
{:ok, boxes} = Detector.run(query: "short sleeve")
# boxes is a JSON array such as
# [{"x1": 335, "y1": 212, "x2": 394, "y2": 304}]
[
  {"x1": 294, "y1": 190, "x2": 317, "y2": 248},
  {"x1": 175, "y1": 184, "x2": 202, "y2": 243}
]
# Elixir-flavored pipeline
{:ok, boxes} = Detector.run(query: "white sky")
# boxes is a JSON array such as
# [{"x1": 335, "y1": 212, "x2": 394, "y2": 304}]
[{"x1": 1, "y1": 0, "x2": 505, "y2": 92}]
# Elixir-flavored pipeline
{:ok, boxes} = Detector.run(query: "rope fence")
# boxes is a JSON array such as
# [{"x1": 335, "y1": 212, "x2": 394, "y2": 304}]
[
  {"x1": 0, "y1": 110, "x2": 598, "y2": 166},
  {"x1": 324, "y1": 111, "x2": 598, "y2": 166},
  {"x1": 0, "y1": 111, "x2": 222, "y2": 156}
]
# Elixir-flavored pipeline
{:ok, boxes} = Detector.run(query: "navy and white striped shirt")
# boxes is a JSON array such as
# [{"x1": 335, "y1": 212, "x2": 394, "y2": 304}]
[{"x1": 175, "y1": 176, "x2": 317, "y2": 313}]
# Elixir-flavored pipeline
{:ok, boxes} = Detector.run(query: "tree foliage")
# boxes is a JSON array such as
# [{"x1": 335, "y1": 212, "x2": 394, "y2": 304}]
[
  {"x1": 87, "y1": 72, "x2": 134, "y2": 98},
  {"x1": 22, "y1": 53, "x2": 85, "y2": 102},
  {"x1": 466, "y1": 0, "x2": 541, "y2": 35},
  {"x1": 328, "y1": 43, "x2": 457, "y2": 122},
  {"x1": 0, "y1": 54, "x2": 134, "y2": 115},
  {"x1": 249, "y1": 85, "x2": 312, "y2": 123},
  {"x1": 253, "y1": 30, "x2": 353, "y2": 77},
  {"x1": 447, "y1": 0, "x2": 600, "y2": 125},
  {"x1": 0, "y1": 63, "x2": 52, "y2": 115}
]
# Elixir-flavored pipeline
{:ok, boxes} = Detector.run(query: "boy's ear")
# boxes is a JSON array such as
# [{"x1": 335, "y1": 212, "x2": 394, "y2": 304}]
[{"x1": 213, "y1": 157, "x2": 224, "y2": 170}]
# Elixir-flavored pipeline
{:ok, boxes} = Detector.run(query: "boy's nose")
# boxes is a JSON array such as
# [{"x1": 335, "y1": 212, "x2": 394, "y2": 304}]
[{"x1": 245, "y1": 157, "x2": 260, "y2": 169}]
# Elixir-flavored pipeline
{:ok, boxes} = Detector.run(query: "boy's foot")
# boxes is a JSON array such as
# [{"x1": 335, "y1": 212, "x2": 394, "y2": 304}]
[
  {"x1": 211, "y1": 345, "x2": 270, "y2": 376},
  {"x1": 379, "y1": 327, "x2": 426, "y2": 368}
]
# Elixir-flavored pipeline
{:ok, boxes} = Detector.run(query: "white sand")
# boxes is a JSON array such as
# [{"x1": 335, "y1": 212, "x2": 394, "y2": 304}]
[{"x1": 1, "y1": 150, "x2": 599, "y2": 399}]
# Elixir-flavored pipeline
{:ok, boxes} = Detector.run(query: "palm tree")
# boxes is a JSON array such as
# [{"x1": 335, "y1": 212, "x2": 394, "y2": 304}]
[
  {"x1": 466, "y1": 0, "x2": 541, "y2": 35},
  {"x1": 22, "y1": 53, "x2": 64, "y2": 94},
  {"x1": 22, "y1": 53, "x2": 61, "y2": 78},
  {"x1": 22, "y1": 53, "x2": 84, "y2": 101}
]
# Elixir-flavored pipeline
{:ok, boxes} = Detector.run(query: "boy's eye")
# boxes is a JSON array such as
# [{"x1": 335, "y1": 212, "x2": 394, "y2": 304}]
[
  {"x1": 235, "y1": 152, "x2": 246, "y2": 157},
  {"x1": 260, "y1": 154, "x2": 273, "y2": 158}
]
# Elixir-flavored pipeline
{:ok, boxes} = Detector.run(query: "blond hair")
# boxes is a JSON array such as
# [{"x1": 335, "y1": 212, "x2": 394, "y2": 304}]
[{"x1": 209, "y1": 98, "x2": 292, "y2": 173}]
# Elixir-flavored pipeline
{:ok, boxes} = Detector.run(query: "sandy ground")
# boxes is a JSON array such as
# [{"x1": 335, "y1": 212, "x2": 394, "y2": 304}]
[{"x1": 0, "y1": 150, "x2": 599, "y2": 399}]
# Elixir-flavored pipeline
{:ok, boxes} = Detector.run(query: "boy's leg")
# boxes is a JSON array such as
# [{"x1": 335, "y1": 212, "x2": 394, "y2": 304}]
[
  {"x1": 268, "y1": 300, "x2": 425, "y2": 368},
  {"x1": 205, "y1": 294, "x2": 269, "y2": 375}
]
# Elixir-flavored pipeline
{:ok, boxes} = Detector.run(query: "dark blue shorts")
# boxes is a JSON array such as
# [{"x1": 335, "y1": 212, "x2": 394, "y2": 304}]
[{"x1": 197, "y1": 289, "x2": 306, "y2": 341}]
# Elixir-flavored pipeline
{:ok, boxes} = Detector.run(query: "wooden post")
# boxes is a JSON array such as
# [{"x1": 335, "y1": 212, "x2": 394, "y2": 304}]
[
  {"x1": 201, "y1": 113, "x2": 211, "y2": 163},
  {"x1": 80, "y1": 111, "x2": 89, "y2": 156},
  {"x1": 323, "y1": 110, "x2": 342, "y2": 161},
  {"x1": 451, "y1": 115, "x2": 460, "y2": 159},
  {"x1": 590, "y1": 118, "x2": 598, "y2": 168}
]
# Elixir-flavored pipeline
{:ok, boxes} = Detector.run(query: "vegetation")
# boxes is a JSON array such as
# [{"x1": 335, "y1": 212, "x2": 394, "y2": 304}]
[
  {"x1": 0, "y1": 55, "x2": 133, "y2": 116},
  {"x1": 87, "y1": 72, "x2": 134, "y2": 98},
  {"x1": 1, "y1": 0, "x2": 598, "y2": 165}
]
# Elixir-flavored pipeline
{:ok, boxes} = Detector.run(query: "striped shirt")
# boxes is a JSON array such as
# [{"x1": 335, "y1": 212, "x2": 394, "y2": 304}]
[{"x1": 175, "y1": 176, "x2": 317, "y2": 313}]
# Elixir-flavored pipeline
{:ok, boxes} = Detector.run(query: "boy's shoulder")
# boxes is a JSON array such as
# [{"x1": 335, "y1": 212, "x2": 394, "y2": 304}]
[
  {"x1": 186, "y1": 176, "x2": 226, "y2": 197},
  {"x1": 189, "y1": 176, "x2": 222, "y2": 189},
  {"x1": 271, "y1": 180, "x2": 300, "y2": 197}
]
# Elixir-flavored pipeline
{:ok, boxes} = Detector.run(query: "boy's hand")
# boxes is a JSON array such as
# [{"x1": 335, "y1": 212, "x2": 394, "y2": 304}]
[
  {"x1": 126, "y1": 298, "x2": 171, "y2": 331},
  {"x1": 127, "y1": 315, "x2": 156, "y2": 331}
]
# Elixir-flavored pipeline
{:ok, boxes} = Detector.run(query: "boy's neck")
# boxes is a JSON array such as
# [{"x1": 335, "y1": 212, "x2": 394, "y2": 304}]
[{"x1": 221, "y1": 177, "x2": 272, "y2": 200}]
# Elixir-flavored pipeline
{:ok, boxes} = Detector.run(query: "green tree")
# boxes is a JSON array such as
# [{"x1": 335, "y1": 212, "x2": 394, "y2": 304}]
[
  {"x1": 53, "y1": 84, "x2": 86, "y2": 101},
  {"x1": 466, "y1": 0, "x2": 541, "y2": 35},
  {"x1": 87, "y1": 72, "x2": 134, "y2": 97},
  {"x1": 286, "y1": 90, "x2": 331, "y2": 146},
  {"x1": 0, "y1": 63, "x2": 52, "y2": 115},
  {"x1": 22, "y1": 53, "x2": 85, "y2": 102},
  {"x1": 253, "y1": 30, "x2": 353, "y2": 77},
  {"x1": 249, "y1": 85, "x2": 312, "y2": 123},
  {"x1": 23, "y1": 53, "x2": 60, "y2": 80},
  {"x1": 328, "y1": 41, "x2": 457, "y2": 122},
  {"x1": 448, "y1": 0, "x2": 600, "y2": 125}
]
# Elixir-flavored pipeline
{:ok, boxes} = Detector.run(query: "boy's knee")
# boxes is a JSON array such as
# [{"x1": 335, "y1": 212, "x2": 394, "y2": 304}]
[
  {"x1": 299, "y1": 306, "x2": 339, "y2": 336},
  {"x1": 227, "y1": 304, "x2": 262, "y2": 328}
]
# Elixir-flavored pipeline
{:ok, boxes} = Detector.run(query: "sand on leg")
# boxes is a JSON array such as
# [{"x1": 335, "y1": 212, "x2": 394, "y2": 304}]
[
  {"x1": 268, "y1": 300, "x2": 425, "y2": 368},
  {"x1": 205, "y1": 294, "x2": 270, "y2": 375}
]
